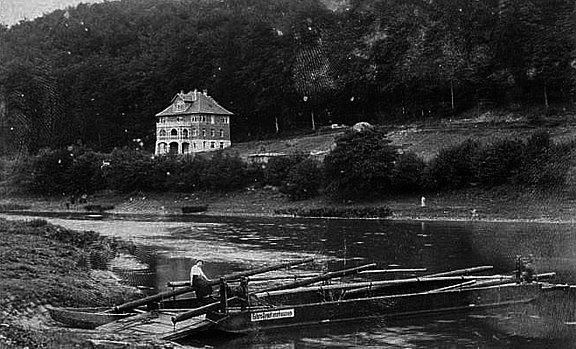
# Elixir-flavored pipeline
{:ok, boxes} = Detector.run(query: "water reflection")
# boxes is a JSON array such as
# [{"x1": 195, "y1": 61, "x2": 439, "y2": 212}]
[{"x1": 2, "y1": 212, "x2": 576, "y2": 347}]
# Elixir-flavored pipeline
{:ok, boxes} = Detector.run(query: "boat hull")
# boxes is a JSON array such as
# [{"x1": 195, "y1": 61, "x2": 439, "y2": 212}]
[
  {"x1": 47, "y1": 297, "x2": 207, "y2": 329},
  {"x1": 46, "y1": 306, "x2": 136, "y2": 329},
  {"x1": 210, "y1": 283, "x2": 543, "y2": 334}
]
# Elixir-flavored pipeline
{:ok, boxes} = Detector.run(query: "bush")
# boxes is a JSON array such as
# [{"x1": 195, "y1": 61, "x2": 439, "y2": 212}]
[
  {"x1": 1, "y1": 155, "x2": 34, "y2": 192},
  {"x1": 425, "y1": 139, "x2": 481, "y2": 190},
  {"x1": 26, "y1": 219, "x2": 48, "y2": 227},
  {"x1": 83, "y1": 204, "x2": 114, "y2": 212},
  {"x1": 29, "y1": 148, "x2": 75, "y2": 195},
  {"x1": 245, "y1": 162, "x2": 266, "y2": 188},
  {"x1": 281, "y1": 158, "x2": 323, "y2": 200},
  {"x1": 67, "y1": 151, "x2": 107, "y2": 195},
  {"x1": 391, "y1": 152, "x2": 426, "y2": 193},
  {"x1": 148, "y1": 155, "x2": 180, "y2": 191},
  {"x1": 477, "y1": 139, "x2": 524, "y2": 187},
  {"x1": 0, "y1": 203, "x2": 30, "y2": 211},
  {"x1": 324, "y1": 127, "x2": 398, "y2": 201},
  {"x1": 264, "y1": 152, "x2": 307, "y2": 186},
  {"x1": 275, "y1": 206, "x2": 392, "y2": 218},
  {"x1": 26, "y1": 147, "x2": 107, "y2": 195},
  {"x1": 169, "y1": 155, "x2": 208, "y2": 192},
  {"x1": 516, "y1": 132, "x2": 574, "y2": 189},
  {"x1": 200, "y1": 153, "x2": 248, "y2": 192},
  {"x1": 103, "y1": 148, "x2": 155, "y2": 192}
]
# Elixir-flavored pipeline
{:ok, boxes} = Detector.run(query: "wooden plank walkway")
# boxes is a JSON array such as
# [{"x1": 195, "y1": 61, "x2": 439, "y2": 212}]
[{"x1": 97, "y1": 310, "x2": 213, "y2": 341}]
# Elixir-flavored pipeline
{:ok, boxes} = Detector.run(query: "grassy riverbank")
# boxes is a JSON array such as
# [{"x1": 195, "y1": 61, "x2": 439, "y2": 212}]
[
  {"x1": 0, "y1": 218, "x2": 185, "y2": 348},
  {"x1": 2, "y1": 182, "x2": 576, "y2": 223}
]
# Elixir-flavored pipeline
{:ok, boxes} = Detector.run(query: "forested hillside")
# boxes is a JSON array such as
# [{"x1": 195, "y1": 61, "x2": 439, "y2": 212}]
[{"x1": 0, "y1": 0, "x2": 574, "y2": 155}]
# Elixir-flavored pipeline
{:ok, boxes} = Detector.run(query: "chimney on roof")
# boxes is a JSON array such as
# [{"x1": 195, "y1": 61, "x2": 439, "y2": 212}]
[{"x1": 203, "y1": 89, "x2": 208, "y2": 96}]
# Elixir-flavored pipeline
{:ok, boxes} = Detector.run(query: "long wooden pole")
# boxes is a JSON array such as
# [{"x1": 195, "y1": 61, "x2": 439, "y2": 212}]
[
  {"x1": 261, "y1": 275, "x2": 515, "y2": 298},
  {"x1": 113, "y1": 258, "x2": 314, "y2": 313},
  {"x1": 337, "y1": 265, "x2": 493, "y2": 298},
  {"x1": 253, "y1": 263, "x2": 376, "y2": 295},
  {"x1": 424, "y1": 280, "x2": 477, "y2": 293},
  {"x1": 341, "y1": 272, "x2": 556, "y2": 298},
  {"x1": 459, "y1": 272, "x2": 556, "y2": 290},
  {"x1": 421, "y1": 266, "x2": 494, "y2": 278},
  {"x1": 171, "y1": 297, "x2": 239, "y2": 324},
  {"x1": 166, "y1": 268, "x2": 427, "y2": 287}
]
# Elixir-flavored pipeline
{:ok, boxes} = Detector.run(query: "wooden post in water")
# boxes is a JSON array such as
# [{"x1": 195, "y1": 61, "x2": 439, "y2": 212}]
[{"x1": 219, "y1": 278, "x2": 228, "y2": 315}]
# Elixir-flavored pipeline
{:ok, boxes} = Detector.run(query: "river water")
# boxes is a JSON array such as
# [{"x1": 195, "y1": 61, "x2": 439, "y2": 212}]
[{"x1": 2, "y1": 212, "x2": 576, "y2": 348}]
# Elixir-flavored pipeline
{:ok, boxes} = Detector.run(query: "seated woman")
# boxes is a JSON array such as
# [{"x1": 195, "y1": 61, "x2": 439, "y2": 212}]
[{"x1": 190, "y1": 260, "x2": 213, "y2": 299}]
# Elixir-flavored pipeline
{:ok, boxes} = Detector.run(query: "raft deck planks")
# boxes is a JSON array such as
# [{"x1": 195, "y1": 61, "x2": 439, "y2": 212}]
[{"x1": 97, "y1": 310, "x2": 208, "y2": 339}]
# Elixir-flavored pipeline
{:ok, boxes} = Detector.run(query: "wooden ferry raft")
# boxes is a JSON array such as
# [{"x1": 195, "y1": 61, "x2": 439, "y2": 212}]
[{"x1": 47, "y1": 257, "x2": 573, "y2": 341}]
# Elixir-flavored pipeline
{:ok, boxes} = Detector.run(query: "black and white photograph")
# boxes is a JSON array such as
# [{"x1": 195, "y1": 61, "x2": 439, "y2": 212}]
[{"x1": 1, "y1": 0, "x2": 576, "y2": 348}]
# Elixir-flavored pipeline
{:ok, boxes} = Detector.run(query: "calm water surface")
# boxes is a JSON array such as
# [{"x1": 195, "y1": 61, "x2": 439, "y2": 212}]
[{"x1": 2, "y1": 212, "x2": 576, "y2": 348}]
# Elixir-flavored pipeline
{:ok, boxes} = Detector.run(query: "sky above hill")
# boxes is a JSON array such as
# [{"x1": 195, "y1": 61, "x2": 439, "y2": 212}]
[{"x1": 0, "y1": 0, "x2": 104, "y2": 26}]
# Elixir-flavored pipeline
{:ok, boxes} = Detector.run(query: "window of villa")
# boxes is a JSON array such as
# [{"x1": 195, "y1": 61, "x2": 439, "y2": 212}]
[
  {"x1": 202, "y1": 129, "x2": 206, "y2": 137},
  {"x1": 219, "y1": 129, "x2": 224, "y2": 138},
  {"x1": 183, "y1": 129, "x2": 189, "y2": 139},
  {"x1": 203, "y1": 141, "x2": 206, "y2": 148},
  {"x1": 174, "y1": 99, "x2": 186, "y2": 112},
  {"x1": 159, "y1": 129, "x2": 166, "y2": 137},
  {"x1": 211, "y1": 142, "x2": 215, "y2": 148},
  {"x1": 192, "y1": 128, "x2": 197, "y2": 136},
  {"x1": 210, "y1": 129, "x2": 215, "y2": 137},
  {"x1": 171, "y1": 129, "x2": 178, "y2": 137},
  {"x1": 211, "y1": 116, "x2": 215, "y2": 124},
  {"x1": 220, "y1": 142, "x2": 224, "y2": 149}
]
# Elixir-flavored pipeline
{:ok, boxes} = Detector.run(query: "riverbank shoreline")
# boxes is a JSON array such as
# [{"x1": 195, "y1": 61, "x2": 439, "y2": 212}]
[{"x1": 2, "y1": 185, "x2": 576, "y2": 224}]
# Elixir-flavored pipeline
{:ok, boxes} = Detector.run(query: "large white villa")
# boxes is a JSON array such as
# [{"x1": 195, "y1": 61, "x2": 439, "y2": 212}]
[{"x1": 154, "y1": 89, "x2": 233, "y2": 155}]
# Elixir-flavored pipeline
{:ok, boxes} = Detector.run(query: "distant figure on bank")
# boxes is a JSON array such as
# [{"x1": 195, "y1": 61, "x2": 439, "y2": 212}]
[
  {"x1": 470, "y1": 209, "x2": 479, "y2": 220},
  {"x1": 190, "y1": 260, "x2": 212, "y2": 299},
  {"x1": 522, "y1": 254, "x2": 536, "y2": 282},
  {"x1": 515, "y1": 254, "x2": 536, "y2": 283}
]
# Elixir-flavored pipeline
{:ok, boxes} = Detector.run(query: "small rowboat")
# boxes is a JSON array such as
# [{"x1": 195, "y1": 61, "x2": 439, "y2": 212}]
[
  {"x1": 46, "y1": 297, "x2": 209, "y2": 330},
  {"x1": 46, "y1": 306, "x2": 138, "y2": 329},
  {"x1": 181, "y1": 205, "x2": 208, "y2": 214}
]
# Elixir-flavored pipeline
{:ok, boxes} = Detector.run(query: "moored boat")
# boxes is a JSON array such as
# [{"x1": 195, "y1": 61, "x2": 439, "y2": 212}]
[{"x1": 46, "y1": 306, "x2": 138, "y2": 329}]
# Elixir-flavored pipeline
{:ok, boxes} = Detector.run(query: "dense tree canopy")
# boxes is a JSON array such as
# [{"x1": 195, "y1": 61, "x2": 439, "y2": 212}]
[{"x1": 0, "y1": 0, "x2": 574, "y2": 154}]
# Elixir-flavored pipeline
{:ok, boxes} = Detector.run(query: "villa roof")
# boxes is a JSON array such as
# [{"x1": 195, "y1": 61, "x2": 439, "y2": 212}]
[{"x1": 155, "y1": 89, "x2": 234, "y2": 117}]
